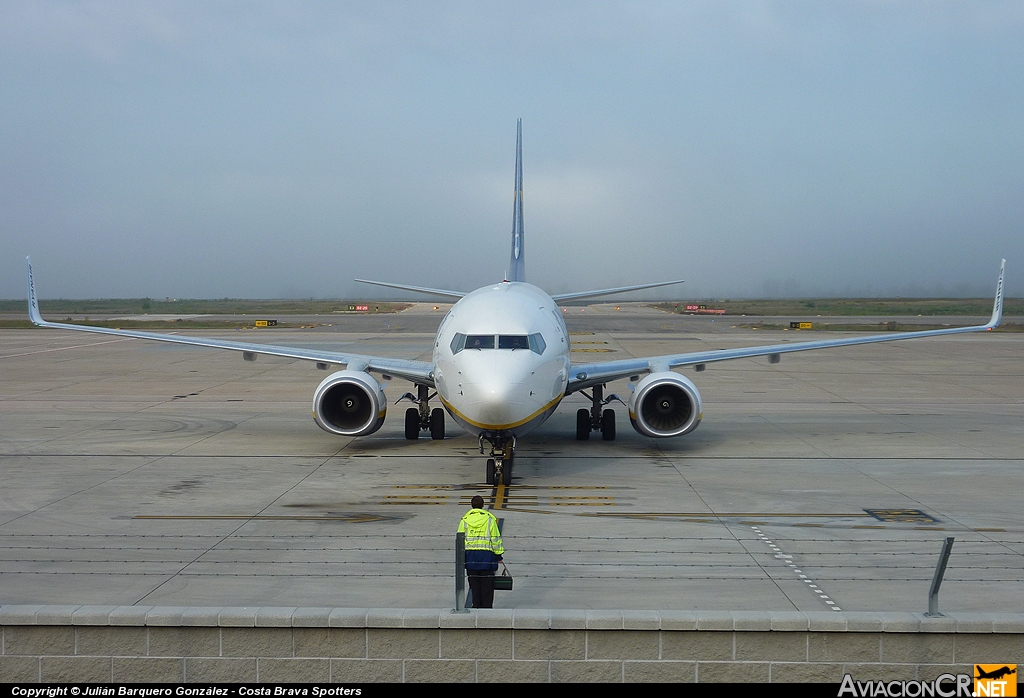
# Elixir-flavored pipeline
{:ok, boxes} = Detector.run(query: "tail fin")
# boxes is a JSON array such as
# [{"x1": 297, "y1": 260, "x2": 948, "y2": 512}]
[{"x1": 507, "y1": 119, "x2": 526, "y2": 282}]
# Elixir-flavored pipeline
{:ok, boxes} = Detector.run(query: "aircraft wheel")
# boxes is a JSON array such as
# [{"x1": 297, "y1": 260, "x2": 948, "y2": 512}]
[
  {"x1": 601, "y1": 409, "x2": 616, "y2": 441},
  {"x1": 430, "y1": 408, "x2": 445, "y2": 440},
  {"x1": 501, "y1": 457, "x2": 512, "y2": 486},
  {"x1": 486, "y1": 458, "x2": 496, "y2": 485},
  {"x1": 404, "y1": 408, "x2": 420, "y2": 440},
  {"x1": 576, "y1": 408, "x2": 590, "y2": 440}
]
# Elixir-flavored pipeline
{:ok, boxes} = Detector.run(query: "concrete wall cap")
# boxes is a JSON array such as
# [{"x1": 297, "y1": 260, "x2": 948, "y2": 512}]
[
  {"x1": 3, "y1": 608, "x2": 1023, "y2": 632},
  {"x1": 0, "y1": 605, "x2": 45, "y2": 624},
  {"x1": 107, "y1": 606, "x2": 152, "y2": 627},
  {"x1": 990, "y1": 614, "x2": 1024, "y2": 634},
  {"x1": 622, "y1": 610, "x2": 661, "y2": 630},
  {"x1": 474, "y1": 609, "x2": 514, "y2": 628},
  {"x1": 255, "y1": 607, "x2": 297, "y2": 627},
  {"x1": 585, "y1": 610, "x2": 623, "y2": 630},
  {"x1": 918, "y1": 613, "x2": 957, "y2": 633},
  {"x1": 732, "y1": 611, "x2": 772, "y2": 631},
  {"x1": 328, "y1": 608, "x2": 369, "y2": 628},
  {"x1": 71, "y1": 606, "x2": 120, "y2": 625},
  {"x1": 365, "y1": 608, "x2": 404, "y2": 628},
  {"x1": 658, "y1": 610, "x2": 698, "y2": 631},
  {"x1": 695, "y1": 611, "x2": 734, "y2": 631},
  {"x1": 549, "y1": 610, "x2": 586, "y2": 629},
  {"x1": 879, "y1": 612, "x2": 921, "y2": 632},
  {"x1": 292, "y1": 607, "x2": 333, "y2": 628},
  {"x1": 439, "y1": 610, "x2": 478, "y2": 628},
  {"x1": 179, "y1": 607, "x2": 221, "y2": 627},
  {"x1": 843, "y1": 612, "x2": 885, "y2": 632},
  {"x1": 35, "y1": 605, "x2": 82, "y2": 624},
  {"x1": 144, "y1": 607, "x2": 186, "y2": 626},
  {"x1": 805, "y1": 611, "x2": 847, "y2": 632},
  {"x1": 218, "y1": 607, "x2": 259, "y2": 627},
  {"x1": 401, "y1": 609, "x2": 441, "y2": 628},
  {"x1": 511, "y1": 609, "x2": 550, "y2": 629},
  {"x1": 768, "y1": 612, "x2": 810, "y2": 631}
]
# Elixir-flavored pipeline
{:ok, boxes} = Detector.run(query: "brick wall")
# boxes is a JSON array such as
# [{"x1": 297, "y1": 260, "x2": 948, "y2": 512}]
[{"x1": 1, "y1": 607, "x2": 1022, "y2": 683}]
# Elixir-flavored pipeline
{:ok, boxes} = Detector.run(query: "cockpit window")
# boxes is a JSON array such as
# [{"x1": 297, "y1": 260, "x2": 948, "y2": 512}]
[
  {"x1": 451, "y1": 332, "x2": 546, "y2": 355},
  {"x1": 528, "y1": 333, "x2": 546, "y2": 355},
  {"x1": 450, "y1": 332, "x2": 467, "y2": 355},
  {"x1": 498, "y1": 335, "x2": 529, "y2": 350},
  {"x1": 465, "y1": 334, "x2": 495, "y2": 350}
]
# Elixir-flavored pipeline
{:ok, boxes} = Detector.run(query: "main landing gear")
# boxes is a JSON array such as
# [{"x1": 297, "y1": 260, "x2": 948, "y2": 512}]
[
  {"x1": 481, "y1": 434, "x2": 515, "y2": 486},
  {"x1": 400, "y1": 384, "x2": 445, "y2": 441},
  {"x1": 576, "y1": 384, "x2": 623, "y2": 442}
]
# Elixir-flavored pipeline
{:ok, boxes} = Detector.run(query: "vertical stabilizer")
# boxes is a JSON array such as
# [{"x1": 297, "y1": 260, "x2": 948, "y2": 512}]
[{"x1": 507, "y1": 119, "x2": 526, "y2": 282}]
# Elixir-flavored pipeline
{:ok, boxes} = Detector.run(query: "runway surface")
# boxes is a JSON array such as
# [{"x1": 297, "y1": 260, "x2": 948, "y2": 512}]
[{"x1": 1, "y1": 304, "x2": 1021, "y2": 612}]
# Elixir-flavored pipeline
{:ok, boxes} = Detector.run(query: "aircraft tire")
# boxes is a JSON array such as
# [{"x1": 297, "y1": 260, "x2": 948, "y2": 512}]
[
  {"x1": 486, "y1": 458, "x2": 496, "y2": 485},
  {"x1": 430, "y1": 408, "x2": 445, "y2": 440},
  {"x1": 501, "y1": 458, "x2": 512, "y2": 486},
  {"x1": 404, "y1": 408, "x2": 420, "y2": 440},
  {"x1": 602, "y1": 409, "x2": 616, "y2": 441},
  {"x1": 576, "y1": 409, "x2": 590, "y2": 440}
]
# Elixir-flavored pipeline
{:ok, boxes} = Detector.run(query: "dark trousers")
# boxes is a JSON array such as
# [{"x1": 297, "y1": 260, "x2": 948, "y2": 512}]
[{"x1": 467, "y1": 570, "x2": 495, "y2": 609}]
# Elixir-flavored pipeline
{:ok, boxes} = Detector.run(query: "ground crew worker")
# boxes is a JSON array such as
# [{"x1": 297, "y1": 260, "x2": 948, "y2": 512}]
[{"x1": 458, "y1": 495, "x2": 504, "y2": 609}]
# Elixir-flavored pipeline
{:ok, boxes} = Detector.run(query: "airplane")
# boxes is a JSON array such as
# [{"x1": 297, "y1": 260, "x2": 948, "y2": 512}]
[
  {"x1": 975, "y1": 666, "x2": 1016, "y2": 681},
  {"x1": 26, "y1": 120, "x2": 1006, "y2": 486}
]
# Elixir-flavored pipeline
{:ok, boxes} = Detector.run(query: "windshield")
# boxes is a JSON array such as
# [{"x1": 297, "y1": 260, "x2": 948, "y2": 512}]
[
  {"x1": 450, "y1": 332, "x2": 546, "y2": 355},
  {"x1": 498, "y1": 335, "x2": 529, "y2": 350}
]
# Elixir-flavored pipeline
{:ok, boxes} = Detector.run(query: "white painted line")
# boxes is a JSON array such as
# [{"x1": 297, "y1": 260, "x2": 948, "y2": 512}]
[
  {"x1": 0, "y1": 337, "x2": 134, "y2": 359},
  {"x1": 750, "y1": 525, "x2": 838, "y2": 612}
]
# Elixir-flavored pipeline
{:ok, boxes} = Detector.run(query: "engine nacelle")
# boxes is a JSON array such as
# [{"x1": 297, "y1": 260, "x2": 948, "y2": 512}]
[
  {"x1": 313, "y1": 370, "x2": 386, "y2": 436},
  {"x1": 628, "y1": 371, "x2": 703, "y2": 438}
]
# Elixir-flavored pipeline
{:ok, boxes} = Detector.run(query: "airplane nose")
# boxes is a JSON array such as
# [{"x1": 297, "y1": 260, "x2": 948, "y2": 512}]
[{"x1": 471, "y1": 377, "x2": 523, "y2": 425}]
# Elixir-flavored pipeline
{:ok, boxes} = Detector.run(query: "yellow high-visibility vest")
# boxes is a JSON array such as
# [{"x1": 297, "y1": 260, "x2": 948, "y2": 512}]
[{"x1": 457, "y1": 508, "x2": 504, "y2": 555}]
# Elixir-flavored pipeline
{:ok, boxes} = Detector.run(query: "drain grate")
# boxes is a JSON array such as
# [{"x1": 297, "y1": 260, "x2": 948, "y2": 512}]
[{"x1": 864, "y1": 508, "x2": 939, "y2": 523}]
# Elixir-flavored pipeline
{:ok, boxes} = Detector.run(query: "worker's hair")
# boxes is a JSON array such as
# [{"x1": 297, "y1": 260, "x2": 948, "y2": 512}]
[{"x1": 471, "y1": 495, "x2": 485, "y2": 509}]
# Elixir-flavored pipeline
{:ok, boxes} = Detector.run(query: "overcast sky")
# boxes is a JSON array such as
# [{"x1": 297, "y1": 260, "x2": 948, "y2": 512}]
[{"x1": 1, "y1": 2, "x2": 1021, "y2": 300}]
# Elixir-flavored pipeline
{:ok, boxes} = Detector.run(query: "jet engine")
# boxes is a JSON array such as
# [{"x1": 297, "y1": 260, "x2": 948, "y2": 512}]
[
  {"x1": 628, "y1": 371, "x2": 702, "y2": 438},
  {"x1": 312, "y1": 370, "x2": 386, "y2": 436}
]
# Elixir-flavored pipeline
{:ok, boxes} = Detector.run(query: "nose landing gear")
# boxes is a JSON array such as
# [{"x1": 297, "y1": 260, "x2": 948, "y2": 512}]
[
  {"x1": 481, "y1": 434, "x2": 515, "y2": 486},
  {"x1": 399, "y1": 384, "x2": 445, "y2": 440},
  {"x1": 576, "y1": 384, "x2": 624, "y2": 441}
]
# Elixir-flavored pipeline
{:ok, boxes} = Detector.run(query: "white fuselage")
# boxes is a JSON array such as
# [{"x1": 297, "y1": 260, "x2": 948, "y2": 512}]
[{"x1": 432, "y1": 282, "x2": 570, "y2": 437}]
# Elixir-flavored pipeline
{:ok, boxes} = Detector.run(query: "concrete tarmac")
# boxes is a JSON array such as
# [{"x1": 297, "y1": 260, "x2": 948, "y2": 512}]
[{"x1": 0, "y1": 305, "x2": 1021, "y2": 613}]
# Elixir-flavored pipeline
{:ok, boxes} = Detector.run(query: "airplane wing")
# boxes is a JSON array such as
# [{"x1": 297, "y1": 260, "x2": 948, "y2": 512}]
[
  {"x1": 551, "y1": 280, "x2": 684, "y2": 302},
  {"x1": 26, "y1": 259, "x2": 435, "y2": 387},
  {"x1": 354, "y1": 279, "x2": 465, "y2": 300},
  {"x1": 567, "y1": 260, "x2": 1006, "y2": 393}
]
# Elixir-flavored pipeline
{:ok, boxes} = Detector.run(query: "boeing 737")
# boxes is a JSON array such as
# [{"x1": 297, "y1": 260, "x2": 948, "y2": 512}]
[{"x1": 26, "y1": 121, "x2": 1006, "y2": 485}]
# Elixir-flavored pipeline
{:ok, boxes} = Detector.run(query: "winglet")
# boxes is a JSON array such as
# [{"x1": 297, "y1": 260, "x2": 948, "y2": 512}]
[
  {"x1": 507, "y1": 119, "x2": 526, "y2": 283},
  {"x1": 26, "y1": 256, "x2": 46, "y2": 326},
  {"x1": 987, "y1": 259, "x2": 1006, "y2": 329}
]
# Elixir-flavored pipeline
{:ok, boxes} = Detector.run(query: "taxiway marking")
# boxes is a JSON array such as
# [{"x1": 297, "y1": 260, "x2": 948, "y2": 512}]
[
  {"x1": 751, "y1": 525, "x2": 841, "y2": 612},
  {"x1": 0, "y1": 337, "x2": 134, "y2": 359}
]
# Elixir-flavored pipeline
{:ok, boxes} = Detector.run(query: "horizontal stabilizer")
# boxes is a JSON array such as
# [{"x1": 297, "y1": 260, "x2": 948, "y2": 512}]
[
  {"x1": 551, "y1": 280, "x2": 684, "y2": 302},
  {"x1": 354, "y1": 279, "x2": 465, "y2": 300}
]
